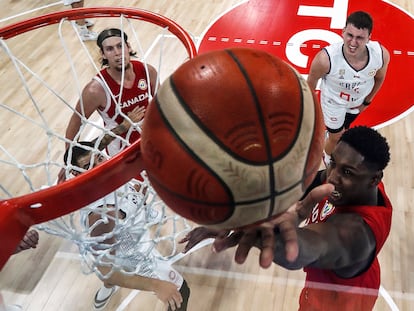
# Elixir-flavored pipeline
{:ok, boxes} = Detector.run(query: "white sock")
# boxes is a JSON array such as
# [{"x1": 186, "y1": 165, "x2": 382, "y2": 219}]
[{"x1": 323, "y1": 152, "x2": 331, "y2": 166}]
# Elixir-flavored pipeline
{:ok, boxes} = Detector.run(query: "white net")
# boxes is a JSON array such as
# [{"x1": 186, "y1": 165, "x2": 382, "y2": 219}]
[
  {"x1": 37, "y1": 172, "x2": 192, "y2": 280},
  {"x1": 0, "y1": 9, "x2": 196, "y2": 278}
]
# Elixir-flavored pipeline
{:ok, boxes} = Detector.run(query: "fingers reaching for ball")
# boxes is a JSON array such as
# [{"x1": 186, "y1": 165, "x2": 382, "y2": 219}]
[
  {"x1": 179, "y1": 227, "x2": 228, "y2": 253},
  {"x1": 211, "y1": 184, "x2": 334, "y2": 268}
]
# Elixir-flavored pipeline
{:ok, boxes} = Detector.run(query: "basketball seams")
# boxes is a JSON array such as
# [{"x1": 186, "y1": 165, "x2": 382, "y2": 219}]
[
  {"x1": 292, "y1": 67, "x2": 324, "y2": 188},
  {"x1": 225, "y1": 49, "x2": 277, "y2": 219},
  {"x1": 155, "y1": 78, "x2": 272, "y2": 203},
  {"x1": 142, "y1": 48, "x2": 324, "y2": 229},
  {"x1": 271, "y1": 68, "x2": 317, "y2": 196},
  {"x1": 286, "y1": 68, "x2": 322, "y2": 191},
  {"x1": 224, "y1": 49, "x2": 276, "y2": 161},
  {"x1": 169, "y1": 58, "x2": 269, "y2": 165},
  {"x1": 151, "y1": 80, "x2": 234, "y2": 203}
]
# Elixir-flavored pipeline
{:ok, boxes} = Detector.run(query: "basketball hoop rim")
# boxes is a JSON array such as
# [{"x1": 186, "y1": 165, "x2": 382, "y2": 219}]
[
  {"x1": 0, "y1": 5, "x2": 198, "y2": 217},
  {"x1": 0, "y1": 7, "x2": 197, "y2": 269},
  {"x1": 0, "y1": 7, "x2": 197, "y2": 59}
]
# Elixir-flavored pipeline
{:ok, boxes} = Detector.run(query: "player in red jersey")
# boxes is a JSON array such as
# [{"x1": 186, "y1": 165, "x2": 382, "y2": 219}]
[
  {"x1": 181, "y1": 126, "x2": 392, "y2": 310},
  {"x1": 65, "y1": 28, "x2": 158, "y2": 157}
]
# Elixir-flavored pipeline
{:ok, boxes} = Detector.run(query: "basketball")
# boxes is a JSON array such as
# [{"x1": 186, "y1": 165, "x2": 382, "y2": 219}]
[{"x1": 141, "y1": 47, "x2": 324, "y2": 230}]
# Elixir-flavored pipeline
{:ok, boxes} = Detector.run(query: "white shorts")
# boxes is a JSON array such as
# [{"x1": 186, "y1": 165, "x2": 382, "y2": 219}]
[
  {"x1": 321, "y1": 98, "x2": 359, "y2": 130},
  {"x1": 63, "y1": 0, "x2": 82, "y2": 5},
  {"x1": 156, "y1": 260, "x2": 184, "y2": 289}
]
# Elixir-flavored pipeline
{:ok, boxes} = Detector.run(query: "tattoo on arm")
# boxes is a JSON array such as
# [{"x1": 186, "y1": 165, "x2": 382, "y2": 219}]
[{"x1": 93, "y1": 123, "x2": 128, "y2": 150}]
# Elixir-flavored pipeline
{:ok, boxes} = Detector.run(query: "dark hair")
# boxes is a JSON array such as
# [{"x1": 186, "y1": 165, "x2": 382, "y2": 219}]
[
  {"x1": 346, "y1": 11, "x2": 373, "y2": 34},
  {"x1": 96, "y1": 28, "x2": 137, "y2": 66},
  {"x1": 63, "y1": 141, "x2": 95, "y2": 166},
  {"x1": 339, "y1": 126, "x2": 390, "y2": 171}
]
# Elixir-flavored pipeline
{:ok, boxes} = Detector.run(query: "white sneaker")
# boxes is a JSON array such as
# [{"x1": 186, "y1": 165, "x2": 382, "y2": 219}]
[
  {"x1": 77, "y1": 25, "x2": 98, "y2": 41},
  {"x1": 93, "y1": 286, "x2": 119, "y2": 310},
  {"x1": 84, "y1": 19, "x2": 94, "y2": 28}
]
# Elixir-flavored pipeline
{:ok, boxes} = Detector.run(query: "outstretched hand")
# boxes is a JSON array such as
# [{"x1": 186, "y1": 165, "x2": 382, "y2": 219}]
[
  {"x1": 214, "y1": 184, "x2": 334, "y2": 268},
  {"x1": 181, "y1": 184, "x2": 334, "y2": 269},
  {"x1": 179, "y1": 227, "x2": 229, "y2": 253}
]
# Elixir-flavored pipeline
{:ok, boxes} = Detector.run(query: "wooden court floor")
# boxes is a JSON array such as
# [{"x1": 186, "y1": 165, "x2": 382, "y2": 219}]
[{"x1": 0, "y1": 0, "x2": 413, "y2": 310}]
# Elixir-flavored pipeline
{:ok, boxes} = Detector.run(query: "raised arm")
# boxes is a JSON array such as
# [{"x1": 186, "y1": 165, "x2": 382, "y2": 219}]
[
  {"x1": 99, "y1": 268, "x2": 183, "y2": 308},
  {"x1": 211, "y1": 184, "x2": 334, "y2": 268},
  {"x1": 91, "y1": 105, "x2": 146, "y2": 150},
  {"x1": 272, "y1": 213, "x2": 376, "y2": 277},
  {"x1": 88, "y1": 209, "x2": 183, "y2": 310},
  {"x1": 65, "y1": 80, "x2": 107, "y2": 149}
]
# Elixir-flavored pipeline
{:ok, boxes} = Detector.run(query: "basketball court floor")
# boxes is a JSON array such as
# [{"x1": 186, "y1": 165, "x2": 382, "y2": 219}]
[{"x1": 0, "y1": 0, "x2": 413, "y2": 310}]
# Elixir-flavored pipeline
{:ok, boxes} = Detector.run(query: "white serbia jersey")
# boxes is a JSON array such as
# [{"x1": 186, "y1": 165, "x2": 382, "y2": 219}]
[
  {"x1": 79, "y1": 183, "x2": 183, "y2": 288},
  {"x1": 320, "y1": 41, "x2": 384, "y2": 110}
]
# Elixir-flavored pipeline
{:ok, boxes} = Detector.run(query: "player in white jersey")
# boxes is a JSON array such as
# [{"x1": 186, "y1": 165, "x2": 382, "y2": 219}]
[
  {"x1": 307, "y1": 11, "x2": 390, "y2": 165},
  {"x1": 63, "y1": 142, "x2": 190, "y2": 311},
  {"x1": 62, "y1": 0, "x2": 97, "y2": 41}
]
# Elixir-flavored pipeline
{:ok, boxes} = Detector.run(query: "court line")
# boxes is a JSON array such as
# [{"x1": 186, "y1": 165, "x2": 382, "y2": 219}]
[
  {"x1": 380, "y1": 285, "x2": 400, "y2": 311},
  {"x1": 0, "y1": 1, "x2": 61, "y2": 24},
  {"x1": 55, "y1": 242, "x2": 413, "y2": 311},
  {"x1": 173, "y1": 264, "x2": 414, "y2": 304}
]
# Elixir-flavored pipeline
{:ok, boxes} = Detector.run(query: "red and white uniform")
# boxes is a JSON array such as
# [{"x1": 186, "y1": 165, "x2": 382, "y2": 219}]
[
  {"x1": 320, "y1": 41, "x2": 384, "y2": 130},
  {"x1": 299, "y1": 182, "x2": 392, "y2": 310},
  {"x1": 94, "y1": 60, "x2": 151, "y2": 156}
]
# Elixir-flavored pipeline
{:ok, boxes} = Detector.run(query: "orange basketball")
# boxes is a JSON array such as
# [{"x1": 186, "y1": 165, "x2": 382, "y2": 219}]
[{"x1": 141, "y1": 48, "x2": 324, "y2": 230}]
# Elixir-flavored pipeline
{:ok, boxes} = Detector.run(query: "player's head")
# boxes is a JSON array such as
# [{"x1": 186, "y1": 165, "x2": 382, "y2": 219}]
[
  {"x1": 339, "y1": 126, "x2": 390, "y2": 171},
  {"x1": 64, "y1": 142, "x2": 106, "y2": 176},
  {"x1": 327, "y1": 126, "x2": 390, "y2": 206},
  {"x1": 97, "y1": 28, "x2": 137, "y2": 67},
  {"x1": 342, "y1": 11, "x2": 373, "y2": 55},
  {"x1": 345, "y1": 11, "x2": 373, "y2": 34}
]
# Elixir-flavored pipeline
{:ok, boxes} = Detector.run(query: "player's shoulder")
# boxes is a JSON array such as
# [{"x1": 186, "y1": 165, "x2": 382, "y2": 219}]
[
  {"x1": 130, "y1": 59, "x2": 144, "y2": 67},
  {"x1": 367, "y1": 41, "x2": 389, "y2": 65},
  {"x1": 131, "y1": 59, "x2": 157, "y2": 73},
  {"x1": 323, "y1": 42, "x2": 342, "y2": 55},
  {"x1": 83, "y1": 78, "x2": 105, "y2": 96},
  {"x1": 366, "y1": 40, "x2": 382, "y2": 52}
]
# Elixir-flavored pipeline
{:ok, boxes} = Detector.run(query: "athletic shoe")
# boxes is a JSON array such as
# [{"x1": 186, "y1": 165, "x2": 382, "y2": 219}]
[
  {"x1": 76, "y1": 24, "x2": 98, "y2": 41},
  {"x1": 93, "y1": 286, "x2": 119, "y2": 310},
  {"x1": 80, "y1": 30, "x2": 98, "y2": 41},
  {"x1": 85, "y1": 19, "x2": 94, "y2": 28}
]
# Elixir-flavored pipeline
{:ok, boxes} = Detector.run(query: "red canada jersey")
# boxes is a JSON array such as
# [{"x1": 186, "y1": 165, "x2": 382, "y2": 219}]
[
  {"x1": 94, "y1": 60, "x2": 151, "y2": 156},
  {"x1": 299, "y1": 182, "x2": 392, "y2": 311}
]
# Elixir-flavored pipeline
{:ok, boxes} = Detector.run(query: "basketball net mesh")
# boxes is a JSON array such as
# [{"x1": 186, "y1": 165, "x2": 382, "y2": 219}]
[
  {"x1": 37, "y1": 172, "x2": 192, "y2": 280},
  {"x1": 0, "y1": 8, "x2": 196, "y2": 274}
]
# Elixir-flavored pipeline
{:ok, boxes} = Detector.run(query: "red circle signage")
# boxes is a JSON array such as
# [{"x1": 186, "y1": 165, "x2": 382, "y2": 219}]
[{"x1": 198, "y1": 0, "x2": 414, "y2": 128}]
